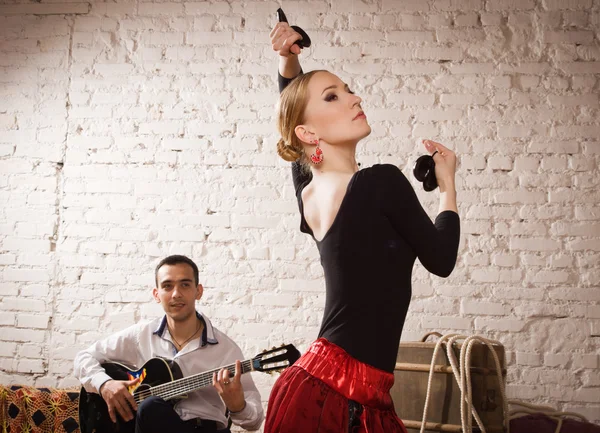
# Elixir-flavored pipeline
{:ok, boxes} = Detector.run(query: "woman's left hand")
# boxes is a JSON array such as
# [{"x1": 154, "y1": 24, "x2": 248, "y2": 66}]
[
  {"x1": 213, "y1": 360, "x2": 246, "y2": 413},
  {"x1": 423, "y1": 139, "x2": 456, "y2": 193}
]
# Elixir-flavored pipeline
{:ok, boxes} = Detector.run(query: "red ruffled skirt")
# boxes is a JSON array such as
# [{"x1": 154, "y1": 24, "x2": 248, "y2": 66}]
[{"x1": 265, "y1": 338, "x2": 408, "y2": 433}]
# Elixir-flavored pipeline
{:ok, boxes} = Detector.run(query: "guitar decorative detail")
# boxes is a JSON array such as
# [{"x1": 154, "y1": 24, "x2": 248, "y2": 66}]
[{"x1": 79, "y1": 344, "x2": 301, "y2": 433}]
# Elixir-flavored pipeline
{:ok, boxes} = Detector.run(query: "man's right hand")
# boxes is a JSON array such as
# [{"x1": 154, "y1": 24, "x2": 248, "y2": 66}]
[
  {"x1": 99, "y1": 378, "x2": 140, "y2": 423},
  {"x1": 270, "y1": 22, "x2": 303, "y2": 57}
]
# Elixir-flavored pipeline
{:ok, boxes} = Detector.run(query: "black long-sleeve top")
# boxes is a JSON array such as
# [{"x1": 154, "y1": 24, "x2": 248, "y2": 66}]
[{"x1": 279, "y1": 73, "x2": 460, "y2": 373}]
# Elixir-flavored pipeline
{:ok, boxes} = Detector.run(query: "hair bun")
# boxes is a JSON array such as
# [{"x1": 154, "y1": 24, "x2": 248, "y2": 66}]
[{"x1": 277, "y1": 138, "x2": 302, "y2": 162}]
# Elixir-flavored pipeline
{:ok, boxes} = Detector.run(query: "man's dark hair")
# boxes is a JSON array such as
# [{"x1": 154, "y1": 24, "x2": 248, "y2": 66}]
[{"x1": 155, "y1": 255, "x2": 199, "y2": 287}]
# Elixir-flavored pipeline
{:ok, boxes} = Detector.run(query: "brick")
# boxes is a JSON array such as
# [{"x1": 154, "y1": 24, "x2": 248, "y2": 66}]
[
  {"x1": 528, "y1": 140, "x2": 579, "y2": 154},
  {"x1": 1, "y1": 328, "x2": 46, "y2": 343},
  {"x1": 230, "y1": 322, "x2": 273, "y2": 338},
  {"x1": 566, "y1": 239, "x2": 600, "y2": 251},
  {"x1": 80, "y1": 272, "x2": 124, "y2": 286},
  {"x1": 543, "y1": 0, "x2": 592, "y2": 9},
  {"x1": 0, "y1": 254, "x2": 19, "y2": 265},
  {"x1": 18, "y1": 344, "x2": 43, "y2": 358},
  {"x1": 491, "y1": 254, "x2": 518, "y2": 267},
  {"x1": 510, "y1": 238, "x2": 561, "y2": 252},
  {"x1": 186, "y1": 31, "x2": 233, "y2": 45},
  {"x1": 383, "y1": 0, "x2": 431, "y2": 11},
  {"x1": 552, "y1": 222, "x2": 600, "y2": 237},
  {"x1": 0, "y1": 3, "x2": 89, "y2": 15},
  {"x1": 460, "y1": 155, "x2": 487, "y2": 170},
  {"x1": 556, "y1": 62, "x2": 600, "y2": 74},
  {"x1": 434, "y1": 0, "x2": 483, "y2": 11},
  {"x1": 16, "y1": 314, "x2": 50, "y2": 329},
  {"x1": 271, "y1": 246, "x2": 295, "y2": 261},
  {"x1": 253, "y1": 293, "x2": 299, "y2": 307},
  {"x1": 487, "y1": 0, "x2": 536, "y2": 10},
  {"x1": 440, "y1": 93, "x2": 487, "y2": 105},
  {"x1": 279, "y1": 279, "x2": 323, "y2": 292},
  {"x1": 1, "y1": 297, "x2": 46, "y2": 312},
  {"x1": 138, "y1": 3, "x2": 184, "y2": 16},
  {"x1": 573, "y1": 387, "x2": 600, "y2": 403},
  {"x1": 3, "y1": 268, "x2": 49, "y2": 283},
  {"x1": 234, "y1": 215, "x2": 279, "y2": 229},
  {"x1": 471, "y1": 268, "x2": 523, "y2": 283},
  {"x1": 392, "y1": 62, "x2": 442, "y2": 75},
  {"x1": 495, "y1": 190, "x2": 546, "y2": 204},
  {"x1": 516, "y1": 352, "x2": 542, "y2": 366},
  {"x1": 575, "y1": 206, "x2": 600, "y2": 220},
  {"x1": 544, "y1": 31, "x2": 595, "y2": 44},
  {"x1": 513, "y1": 156, "x2": 539, "y2": 171},
  {"x1": 186, "y1": 1, "x2": 230, "y2": 15},
  {"x1": 422, "y1": 316, "x2": 472, "y2": 330},
  {"x1": 416, "y1": 108, "x2": 463, "y2": 121},
  {"x1": 0, "y1": 312, "x2": 16, "y2": 326},
  {"x1": 548, "y1": 94, "x2": 599, "y2": 107},
  {"x1": 544, "y1": 353, "x2": 570, "y2": 367},
  {"x1": 528, "y1": 270, "x2": 570, "y2": 284},
  {"x1": 387, "y1": 31, "x2": 435, "y2": 43},
  {"x1": 461, "y1": 301, "x2": 509, "y2": 316},
  {"x1": 0, "y1": 342, "x2": 17, "y2": 355},
  {"x1": 488, "y1": 156, "x2": 513, "y2": 170},
  {"x1": 17, "y1": 359, "x2": 45, "y2": 374},
  {"x1": 474, "y1": 318, "x2": 527, "y2": 332}
]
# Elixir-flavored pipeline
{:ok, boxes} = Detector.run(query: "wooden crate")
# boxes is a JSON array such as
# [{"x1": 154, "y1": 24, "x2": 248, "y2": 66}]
[{"x1": 391, "y1": 337, "x2": 506, "y2": 433}]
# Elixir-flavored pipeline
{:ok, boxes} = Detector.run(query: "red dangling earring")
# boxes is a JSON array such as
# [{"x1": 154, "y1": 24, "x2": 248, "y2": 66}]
[{"x1": 310, "y1": 139, "x2": 323, "y2": 164}]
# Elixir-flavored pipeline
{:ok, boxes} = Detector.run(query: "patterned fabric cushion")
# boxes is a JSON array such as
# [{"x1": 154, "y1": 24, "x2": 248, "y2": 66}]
[{"x1": 0, "y1": 385, "x2": 80, "y2": 433}]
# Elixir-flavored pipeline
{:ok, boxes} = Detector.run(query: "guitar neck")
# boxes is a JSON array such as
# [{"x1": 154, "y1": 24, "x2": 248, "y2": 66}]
[{"x1": 142, "y1": 359, "x2": 254, "y2": 401}]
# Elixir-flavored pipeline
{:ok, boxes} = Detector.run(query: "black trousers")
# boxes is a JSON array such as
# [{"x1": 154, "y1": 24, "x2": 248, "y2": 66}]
[{"x1": 135, "y1": 396, "x2": 231, "y2": 433}]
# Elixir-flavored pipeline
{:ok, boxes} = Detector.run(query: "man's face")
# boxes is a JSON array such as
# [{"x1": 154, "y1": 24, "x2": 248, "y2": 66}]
[{"x1": 153, "y1": 263, "x2": 202, "y2": 323}]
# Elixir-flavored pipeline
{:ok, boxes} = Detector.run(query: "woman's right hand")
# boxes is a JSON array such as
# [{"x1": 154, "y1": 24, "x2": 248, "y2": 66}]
[
  {"x1": 423, "y1": 140, "x2": 457, "y2": 193},
  {"x1": 270, "y1": 22, "x2": 303, "y2": 57}
]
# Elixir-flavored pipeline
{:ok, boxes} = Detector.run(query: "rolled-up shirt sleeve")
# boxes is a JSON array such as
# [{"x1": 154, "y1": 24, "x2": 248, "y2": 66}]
[{"x1": 73, "y1": 324, "x2": 143, "y2": 393}]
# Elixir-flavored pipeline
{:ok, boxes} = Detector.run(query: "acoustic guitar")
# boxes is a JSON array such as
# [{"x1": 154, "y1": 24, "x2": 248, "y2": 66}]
[{"x1": 79, "y1": 344, "x2": 300, "y2": 433}]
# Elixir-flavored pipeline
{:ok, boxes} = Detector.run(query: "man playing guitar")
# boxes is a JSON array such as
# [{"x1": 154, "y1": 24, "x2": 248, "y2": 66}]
[{"x1": 74, "y1": 255, "x2": 264, "y2": 433}]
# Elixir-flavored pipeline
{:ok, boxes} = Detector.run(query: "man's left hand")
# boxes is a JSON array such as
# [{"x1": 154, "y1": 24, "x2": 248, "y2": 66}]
[{"x1": 213, "y1": 360, "x2": 246, "y2": 413}]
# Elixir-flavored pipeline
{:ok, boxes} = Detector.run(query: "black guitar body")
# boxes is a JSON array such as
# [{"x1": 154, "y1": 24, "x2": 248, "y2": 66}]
[{"x1": 79, "y1": 358, "x2": 183, "y2": 433}]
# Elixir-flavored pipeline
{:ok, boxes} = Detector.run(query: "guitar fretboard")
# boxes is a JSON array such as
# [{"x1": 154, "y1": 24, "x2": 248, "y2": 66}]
[{"x1": 133, "y1": 359, "x2": 253, "y2": 403}]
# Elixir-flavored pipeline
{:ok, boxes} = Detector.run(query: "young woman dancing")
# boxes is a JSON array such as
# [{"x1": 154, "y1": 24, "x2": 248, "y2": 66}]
[{"x1": 265, "y1": 22, "x2": 461, "y2": 433}]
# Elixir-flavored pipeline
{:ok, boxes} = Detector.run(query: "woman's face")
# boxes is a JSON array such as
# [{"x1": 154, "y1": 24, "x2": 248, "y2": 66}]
[{"x1": 300, "y1": 71, "x2": 371, "y2": 146}]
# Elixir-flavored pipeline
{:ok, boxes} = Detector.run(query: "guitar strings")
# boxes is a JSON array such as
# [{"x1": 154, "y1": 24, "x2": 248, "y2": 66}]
[
  {"x1": 134, "y1": 363, "x2": 246, "y2": 402},
  {"x1": 133, "y1": 360, "x2": 254, "y2": 403},
  {"x1": 133, "y1": 348, "x2": 291, "y2": 403},
  {"x1": 134, "y1": 361, "x2": 251, "y2": 402}
]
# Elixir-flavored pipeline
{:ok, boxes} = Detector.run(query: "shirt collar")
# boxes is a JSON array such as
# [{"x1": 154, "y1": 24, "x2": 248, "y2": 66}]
[{"x1": 153, "y1": 311, "x2": 218, "y2": 347}]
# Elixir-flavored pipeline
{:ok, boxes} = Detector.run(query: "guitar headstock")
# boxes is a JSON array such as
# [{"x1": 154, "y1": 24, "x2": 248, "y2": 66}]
[{"x1": 253, "y1": 344, "x2": 301, "y2": 373}]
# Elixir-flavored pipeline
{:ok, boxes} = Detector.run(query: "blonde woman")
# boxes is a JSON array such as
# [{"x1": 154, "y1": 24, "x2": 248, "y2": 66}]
[{"x1": 265, "y1": 23, "x2": 460, "y2": 433}]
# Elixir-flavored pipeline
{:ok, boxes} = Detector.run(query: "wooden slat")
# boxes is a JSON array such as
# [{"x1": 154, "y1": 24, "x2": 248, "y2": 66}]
[
  {"x1": 403, "y1": 419, "x2": 463, "y2": 432},
  {"x1": 395, "y1": 362, "x2": 506, "y2": 376},
  {"x1": 403, "y1": 419, "x2": 506, "y2": 432}
]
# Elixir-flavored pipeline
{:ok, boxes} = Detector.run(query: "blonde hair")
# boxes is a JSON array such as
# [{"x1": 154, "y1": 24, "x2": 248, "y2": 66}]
[{"x1": 277, "y1": 70, "x2": 327, "y2": 163}]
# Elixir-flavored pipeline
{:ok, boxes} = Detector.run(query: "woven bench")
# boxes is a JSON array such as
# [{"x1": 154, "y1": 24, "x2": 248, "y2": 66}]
[{"x1": 0, "y1": 385, "x2": 80, "y2": 433}]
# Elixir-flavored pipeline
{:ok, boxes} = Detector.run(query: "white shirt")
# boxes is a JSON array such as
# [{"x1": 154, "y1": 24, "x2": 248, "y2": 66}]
[{"x1": 73, "y1": 312, "x2": 264, "y2": 430}]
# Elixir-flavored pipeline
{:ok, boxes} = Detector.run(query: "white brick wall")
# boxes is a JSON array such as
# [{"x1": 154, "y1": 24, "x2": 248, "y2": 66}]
[{"x1": 0, "y1": 0, "x2": 599, "y2": 428}]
